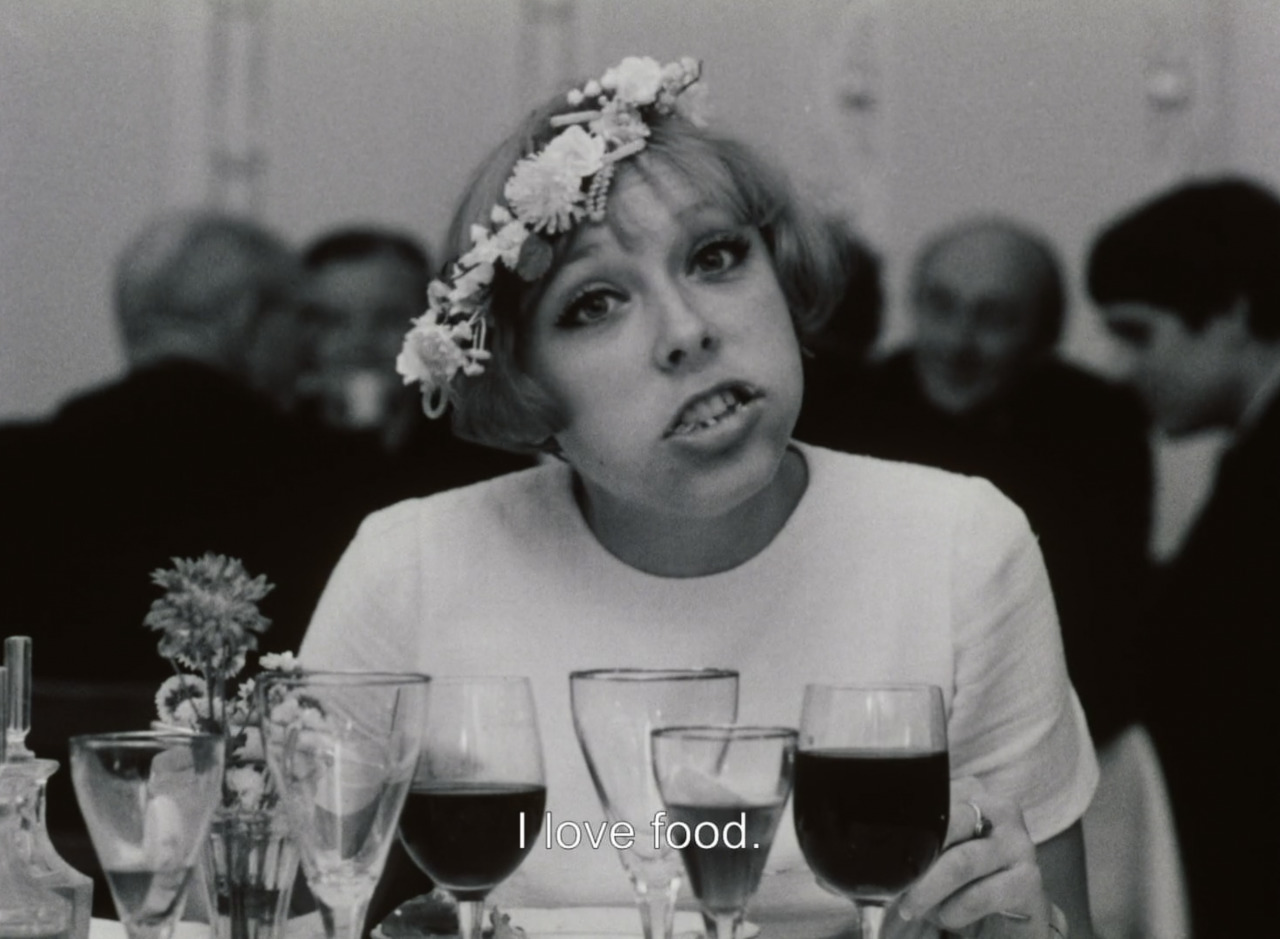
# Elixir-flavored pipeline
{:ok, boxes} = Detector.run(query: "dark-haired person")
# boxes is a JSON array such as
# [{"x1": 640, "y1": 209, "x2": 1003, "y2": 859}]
[
  {"x1": 1087, "y1": 175, "x2": 1280, "y2": 937},
  {"x1": 301, "y1": 226, "x2": 532, "y2": 498},
  {"x1": 816, "y1": 216, "x2": 1154, "y2": 749},
  {"x1": 0, "y1": 210, "x2": 384, "y2": 917}
]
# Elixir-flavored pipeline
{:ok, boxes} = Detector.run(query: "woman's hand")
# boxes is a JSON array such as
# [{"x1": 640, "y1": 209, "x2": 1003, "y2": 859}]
[{"x1": 881, "y1": 779, "x2": 1053, "y2": 938}]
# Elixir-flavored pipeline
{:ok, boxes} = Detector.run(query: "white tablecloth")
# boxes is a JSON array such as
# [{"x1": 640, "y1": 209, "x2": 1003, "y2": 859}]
[{"x1": 89, "y1": 914, "x2": 322, "y2": 939}]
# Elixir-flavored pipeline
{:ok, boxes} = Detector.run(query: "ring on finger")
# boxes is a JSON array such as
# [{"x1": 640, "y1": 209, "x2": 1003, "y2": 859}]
[{"x1": 966, "y1": 799, "x2": 993, "y2": 839}]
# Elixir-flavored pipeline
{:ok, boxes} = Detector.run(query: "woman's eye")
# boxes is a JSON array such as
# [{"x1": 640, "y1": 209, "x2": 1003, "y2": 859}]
[
  {"x1": 558, "y1": 289, "x2": 618, "y2": 328},
  {"x1": 691, "y1": 235, "x2": 750, "y2": 276}
]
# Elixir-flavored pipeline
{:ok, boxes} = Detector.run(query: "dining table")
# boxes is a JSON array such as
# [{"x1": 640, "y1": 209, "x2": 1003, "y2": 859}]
[{"x1": 85, "y1": 907, "x2": 856, "y2": 938}]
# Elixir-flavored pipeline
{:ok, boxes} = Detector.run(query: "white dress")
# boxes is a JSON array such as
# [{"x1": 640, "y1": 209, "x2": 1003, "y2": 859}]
[{"x1": 301, "y1": 442, "x2": 1098, "y2": 922}]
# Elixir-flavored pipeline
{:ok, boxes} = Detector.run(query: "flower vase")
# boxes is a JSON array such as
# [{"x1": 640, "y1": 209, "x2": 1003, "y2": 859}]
[{"x1": 203, "y1": 763, "x2": 299, "y2": 939}]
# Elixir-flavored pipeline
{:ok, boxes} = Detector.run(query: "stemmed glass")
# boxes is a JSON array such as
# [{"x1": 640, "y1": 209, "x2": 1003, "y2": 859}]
[
  {"x1": 395, "y1": 676, "x2": 545, "y2": 939},
  {"x1": 793, "y1": 684, "x2": 950, "y2": 939},
  {"x1": 651, "y1": 725, "x2": 797, "y2": 939},
  {"x1": 258, "y1": 671, "x2": 429, "y2": 939},
  {"x1": 569, "y1": 668, "x2": 739, "y2": 939},
  {"x1": 70, "y1": 730, "x2": 226, "y2": 939}
]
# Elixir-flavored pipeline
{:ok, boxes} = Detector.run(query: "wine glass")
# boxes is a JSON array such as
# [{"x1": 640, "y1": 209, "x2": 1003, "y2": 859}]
[
  {"x1": 257, "y1": 671, "x2": 429, "y2": 939},
  {"x1": 651, "y1": 725, "x2": 797, "y2": 939},
  {"x1": 395, "y1": 676, "x2": 545, "y2": 939},
  {"x1": 569, "y1": 668, "x2": 739, "y2": 939},
  {"x1": 70, "y1": 730, "x2": 226, "y2": 939},
  {"x1": 793, "y1": 684, "x2": 949, "y2": 939}
]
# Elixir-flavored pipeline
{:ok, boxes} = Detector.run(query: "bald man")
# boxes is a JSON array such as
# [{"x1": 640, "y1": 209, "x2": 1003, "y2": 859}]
[{"x1": 804, "y1": 216, "x2": 1153, "y2": 748}]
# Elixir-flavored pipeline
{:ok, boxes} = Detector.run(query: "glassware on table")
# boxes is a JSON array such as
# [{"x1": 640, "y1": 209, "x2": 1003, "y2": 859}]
[
  {"x1": 258, "y1": 671, "x2": 428, "y2": 939},
  {"x1": 651, "y1": 725, "x2": 797, "y2": 939},
  {"x1": 4, "y1": 637, "x2": 93, "y2": 939},
  {"x1": 569, "y1": 668, "x2": 739, "y2": 939},
  {"x1": 395, "y1": 676, "x2": 545, "y2": 939},
  {"x1": 1, "y1": 764, "x2": 71, "y2": 939},
  {"x1": 10, "y1": 758, "x2": 94, "y2": 939},
  {"x1": 69, "y1": 730, "x2": 226, "y2": 939},
  {"x1": 793, "y1": 684, "x2": 949, "y2": 939}
]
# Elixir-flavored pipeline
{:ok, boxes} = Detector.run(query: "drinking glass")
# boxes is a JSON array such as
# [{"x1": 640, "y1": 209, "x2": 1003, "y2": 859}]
[
  {"x1": 258, "y1": 671, "x2": 429, "y2": 939},
  {"x1": 651, "y1": 725, "x2": 797, "y2": 939},
  {"x1": 793, "y1": 684, "x2": 949, "y2": 939},
  {"x1": 569, "y1": 668, "x2": 738, "y2": 939},
  {"x1": 70, "y1": 730, "x2": 225, "y2": 939},
  {"x1": 395, "y1": 676, "x2": 545, "y2": 939}
]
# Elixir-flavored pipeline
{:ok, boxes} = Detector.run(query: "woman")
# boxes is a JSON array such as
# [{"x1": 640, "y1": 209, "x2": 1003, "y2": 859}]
[{"x1": 302, "y1": 56, "x2": 1094, "y2": 938}]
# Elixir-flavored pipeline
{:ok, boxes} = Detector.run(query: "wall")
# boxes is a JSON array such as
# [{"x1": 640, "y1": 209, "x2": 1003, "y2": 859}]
[{"x1": 3, "y1": 0, "x2": 1277, "y2": 550}]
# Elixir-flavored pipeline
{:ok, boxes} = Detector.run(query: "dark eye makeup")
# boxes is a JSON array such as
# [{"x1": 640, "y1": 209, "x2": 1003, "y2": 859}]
[
  {"x1": 690, "y1": 230, "x2": 752, "y2": 275},
  {"x1": 550, "y1": 226, "x2": 755, "y2": 330}
]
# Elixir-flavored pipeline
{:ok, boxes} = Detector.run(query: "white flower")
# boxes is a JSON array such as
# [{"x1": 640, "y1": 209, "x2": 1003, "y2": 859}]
[
  {"x1": 542, "y1": 125, "x2": 606, "y2": 178},
  {"x1": 504, "y1": 153, "x2": 587, "y2": 234},
  {"x1": 225, "y1": 765, "x2": 267, "y2": 812},
  {"x1": 155, "y1": 674, "x2": 208, "y2": 728},
  {"x1": 172, "y1": 698, "x2": 206, "y2": 728},
  {"x1": 602, "y1": 56, "x2": 664, "y2": 105},
  {"x1": 397, "y1": 318, "x2": 473, "y2": 389},
  {"x1": 566, "y1": 88, "x2": 584, "y2": 106},
  {"x1": 259, "y1": 651, "x2": 302, "y2": 673},
  {"x1": 592, "y1": 99, "x2": 651, "y2": 147}
]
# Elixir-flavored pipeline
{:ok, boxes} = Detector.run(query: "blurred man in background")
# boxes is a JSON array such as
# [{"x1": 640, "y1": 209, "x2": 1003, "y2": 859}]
[
  {"x1": 1, "y1": 210, "x2": 382, "y2": 678},
  {"x1": 300, "y1": 226, "x2": 532, "y2": 500},
  {"x1": 820, "y1": 216, "x2": 1153, "y2": 747},
  {"x1": 1088, "y1": 177, "x2": 1280, "y2": 936}
]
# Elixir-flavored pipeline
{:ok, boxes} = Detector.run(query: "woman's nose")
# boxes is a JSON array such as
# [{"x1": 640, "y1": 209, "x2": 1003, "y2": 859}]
[{"x1": 651, "y1": 287, "x2": 718, "y2": 371}]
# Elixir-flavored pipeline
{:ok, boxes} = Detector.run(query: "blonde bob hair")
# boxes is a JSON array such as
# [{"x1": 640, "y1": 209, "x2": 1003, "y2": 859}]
[{"x1": 442, "y1": 91, "x2": 851, "y2": 454}]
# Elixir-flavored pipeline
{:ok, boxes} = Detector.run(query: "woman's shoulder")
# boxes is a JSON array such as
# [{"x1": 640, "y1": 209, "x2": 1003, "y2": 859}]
[
  {"x1": 801, "y1": 442, "x2": 1014, "y2": 514},
  {"x1": 353, "y1": 461, "x2": 569, "y2": 544},
  {"x1": 797, "y1": 442, "x2": 1033, "y2": 557}
]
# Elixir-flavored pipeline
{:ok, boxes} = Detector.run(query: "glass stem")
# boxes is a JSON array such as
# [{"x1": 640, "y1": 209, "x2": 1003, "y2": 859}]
[
  {"x1": 456, "y1": 899, "x2": 486, "y2": 939},
  {"x1": 707, "y1": 912, "x2": 742, "y2": 938},
  {"x1": 857, "y1": 902, "x2": 886, "y2": 939},
  {"x1": 317, "y1": 899, "x2": 370, "y2": 939},
  {"x1": 632, "y1": 873, "x2": 681, "y2": 939}
]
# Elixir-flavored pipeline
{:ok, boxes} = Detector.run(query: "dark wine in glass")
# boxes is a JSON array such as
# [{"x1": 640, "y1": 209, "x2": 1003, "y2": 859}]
[
  {"x1": 794, "y1": 748, "x2": 948, "y2": 897},
  {"x1": 652, "y1": 725, "x2": 797, "y2": 939},
  {"x1": 398, "y1": 782, "x2": 546, "y2": 898},
  {"x1": 794, "y1": 685, "x2": 949, "y2": 939},
  {"x1": 663, "y1": 800, "x2": 786, "y2": 916},
  {"x1": 395, "y1": 676, "x2": 545, "y2": 939}
]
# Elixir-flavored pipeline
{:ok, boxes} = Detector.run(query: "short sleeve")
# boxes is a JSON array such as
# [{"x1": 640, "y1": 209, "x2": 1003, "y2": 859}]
[
  {"x1": 299, "y1": 504, "x2": 425, "y2": 673},
  {"x1": 947, "y1": 479, "x2": 1099, "y2": 841}
]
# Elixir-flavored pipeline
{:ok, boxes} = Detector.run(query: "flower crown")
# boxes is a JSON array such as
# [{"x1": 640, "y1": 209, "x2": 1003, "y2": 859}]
[{"x1": 396, "y1": 55, "x2": 706, "y2": 417}]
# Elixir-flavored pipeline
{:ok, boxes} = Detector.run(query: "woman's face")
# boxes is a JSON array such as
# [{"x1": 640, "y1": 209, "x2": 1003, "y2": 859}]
[{"x1": 524, "y1": 171, "x2": 803, "y2": 520}]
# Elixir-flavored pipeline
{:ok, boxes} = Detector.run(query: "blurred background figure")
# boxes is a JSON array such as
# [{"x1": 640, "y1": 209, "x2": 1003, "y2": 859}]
[
  {"x1": 0, "y1": 210, "x2": 385, "y2": 679},
  {"x1": 300, "y1": 225, "x2": 532, "y2": 499},
  {"x1": 806, "y1": 215, "x2": 1153, "y2": 748},
  {"x1": 0, "y1": 209, "x2": 390, "y2": 915},
  {"x1": 1087, "y1": 176, "x2": 1280, "y2": 938},
  {"x1": 300, "y1": 227, "x2": 431, "y2": 442}
]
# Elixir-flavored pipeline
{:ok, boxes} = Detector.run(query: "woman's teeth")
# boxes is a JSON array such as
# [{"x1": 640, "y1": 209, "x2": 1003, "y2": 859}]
[{"x1": 671, "y1": 390, "x2": 745, "y2": 436}]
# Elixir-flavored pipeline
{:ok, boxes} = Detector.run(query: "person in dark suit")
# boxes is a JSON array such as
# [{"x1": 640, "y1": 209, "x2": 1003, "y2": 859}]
[
  {"x1": 800, "y1": 216, "x2": 1154, "y2": 747},
  {"x1": 0, "y1": 211, "x2": 386, "y2": 681},
  {"x1": 1087, "y1": 177, "x2": 1280, "y2": 937},
  {"x1": 0, "y1": 210, "x2": 398, "y2": 916},
  {"x1": 300, "y1": 226, "x2": 532, "y2": 502}
]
